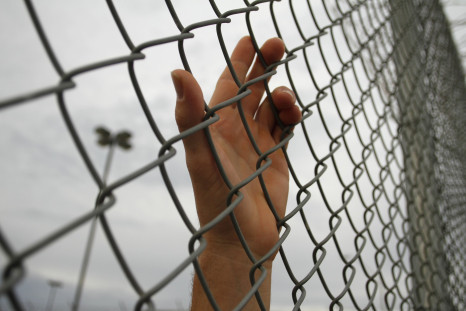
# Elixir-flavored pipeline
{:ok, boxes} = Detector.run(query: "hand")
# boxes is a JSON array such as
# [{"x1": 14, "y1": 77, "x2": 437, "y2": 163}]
[{"x1": 171, "y1": 36, "x2": 301, "y2": 310}]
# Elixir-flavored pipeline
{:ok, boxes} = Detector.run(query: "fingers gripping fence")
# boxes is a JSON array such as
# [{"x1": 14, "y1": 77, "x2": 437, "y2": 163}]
[{"x1": 0, "y1": 0, "x2": 465, "y2": 310}]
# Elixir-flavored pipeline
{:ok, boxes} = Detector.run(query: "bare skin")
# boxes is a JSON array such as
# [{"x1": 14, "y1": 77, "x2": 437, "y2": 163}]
[{"x1": 171, "y1": 36, "x2": 301, "y2": 310}]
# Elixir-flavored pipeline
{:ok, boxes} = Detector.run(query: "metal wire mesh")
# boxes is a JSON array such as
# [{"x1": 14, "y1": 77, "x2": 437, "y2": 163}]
[{"x1": 1, "y1": 0, "x2": 465, "y2": 310}]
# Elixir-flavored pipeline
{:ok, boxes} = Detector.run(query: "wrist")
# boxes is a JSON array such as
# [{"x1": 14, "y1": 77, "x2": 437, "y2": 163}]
[
  {"x1": 200, "y1": 236, "x2": 275, "y2": 268},
  {"x1": 191, "y1": 239, "x2": 273, "y2": 310}
]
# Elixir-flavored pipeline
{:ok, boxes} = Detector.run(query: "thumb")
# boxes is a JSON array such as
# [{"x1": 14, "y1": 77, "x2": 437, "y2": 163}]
[{"x1": 171, "y1": 69, "x2": 210, "y2": 155}]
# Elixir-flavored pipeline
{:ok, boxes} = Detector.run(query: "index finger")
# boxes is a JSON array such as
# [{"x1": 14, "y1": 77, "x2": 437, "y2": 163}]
[{"x1": 209, "y1": 36, "x2": 255, "y2": 107}]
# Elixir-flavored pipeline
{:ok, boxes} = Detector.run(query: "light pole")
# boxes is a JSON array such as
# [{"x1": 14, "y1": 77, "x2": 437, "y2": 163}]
[
  {"x1": 71, "y1": 126, "x2": 132, "y2": 311},
  {"x1": 45, "y1": 280, "x2": 62, "y2": 311}
]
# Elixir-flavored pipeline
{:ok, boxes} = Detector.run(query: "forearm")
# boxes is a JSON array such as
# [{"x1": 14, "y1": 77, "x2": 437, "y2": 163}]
[{"x1": 191, "y1": 243, "x2": 273, "y2": 311}]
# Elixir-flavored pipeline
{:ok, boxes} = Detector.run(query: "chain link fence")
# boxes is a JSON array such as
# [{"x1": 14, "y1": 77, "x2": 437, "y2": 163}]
[{"x1": 1, "y1": 0, "x2": 465, "y2": 310}]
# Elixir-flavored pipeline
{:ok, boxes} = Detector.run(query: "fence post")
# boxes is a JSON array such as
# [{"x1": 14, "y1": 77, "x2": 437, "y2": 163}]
[{"x1": 390, "y1": 0, "x2": 464, "y2": 309}]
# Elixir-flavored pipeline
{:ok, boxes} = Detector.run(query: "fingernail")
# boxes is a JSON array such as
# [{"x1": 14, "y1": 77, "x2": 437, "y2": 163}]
[
  {"x1": 282, "y1": 88, "x2": 296, "y2": 102},
  {"x1": 171, "y1": 71, "x2": 184, "y2": 100}
]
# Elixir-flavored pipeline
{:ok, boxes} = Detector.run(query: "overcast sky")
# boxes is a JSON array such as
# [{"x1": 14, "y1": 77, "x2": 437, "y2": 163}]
[{"x1": 1, "y1": 1, "x2": 464, "y2": 311}]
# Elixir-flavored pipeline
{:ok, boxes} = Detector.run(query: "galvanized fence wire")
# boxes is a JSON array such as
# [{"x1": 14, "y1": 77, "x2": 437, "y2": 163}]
[{"x1": 0, "y1": 0, "x2": 465, "y2": 310}]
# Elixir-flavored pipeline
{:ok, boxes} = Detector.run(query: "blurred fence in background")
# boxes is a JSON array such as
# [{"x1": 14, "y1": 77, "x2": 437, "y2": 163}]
[{"x1": 0, "y1": 0, "x2": 465, "y2": 310}]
